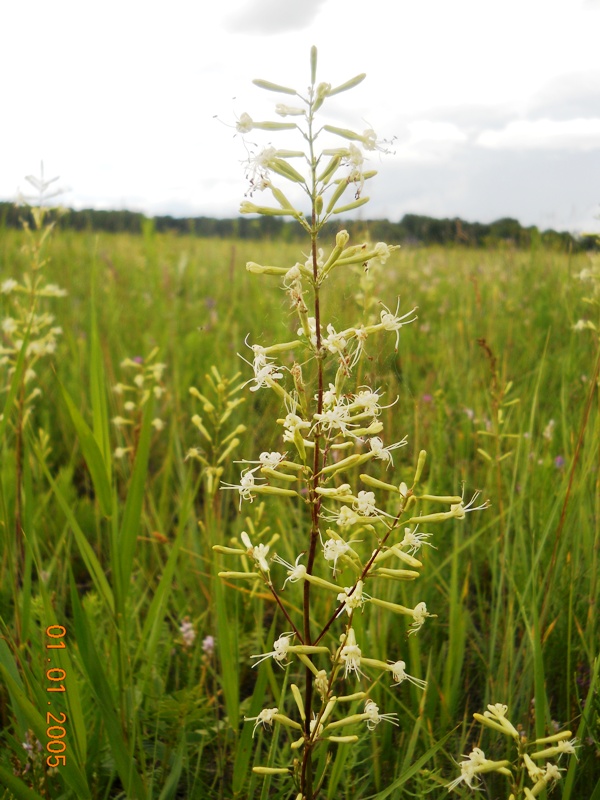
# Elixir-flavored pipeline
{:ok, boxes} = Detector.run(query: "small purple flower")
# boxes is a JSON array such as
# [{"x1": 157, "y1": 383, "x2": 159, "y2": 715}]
[
  {"x1": 421, "y1": 394, "x2": 433, "y2": 404},
  {"x1": 132, "y1": 355, "x2": 143, "y2": 364},
  {"x1": 202, "y1": 635, "x2": 215, "y2": 656},
  {"x1": 554, "y1": 455, "x2": 565, "y2": 469}
]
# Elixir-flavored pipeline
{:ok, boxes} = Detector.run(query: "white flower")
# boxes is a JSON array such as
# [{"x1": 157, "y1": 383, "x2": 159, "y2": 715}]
[
  {"x1": 114, "y1": 446, "x2": 132, "y2": 459},
  {"x1": 1, "y1": 317, "x2": 17, "y2": 335},
  {"x1": 322, "y1": 324, "x2": 347, "y2": 356},
  {"x1": 273, "y1": 553, "x2": 306, "y2": 589},
  {"x1": 378, "y1": 300, "x2": 418, "y2": 350},
  {"x1": 388, "y1": 660, "x2": 427, "y2": 689},
  {"x1": 409, "y1": 601, "x2": 433, "y2": 635},
  {"x1": 322, "y1": 536, "x2": 351, "y2": 573},
  {"x1": 322, "y1": 383, "x2": 339, "y2": 408},
  {"x1": 41, "y1": 283, "x2": 68, "y2": 297},
  {"x1": 179, "y1": 618, "x2": 196, "y2": 647},
  {"x1": 1, "y1": 279, "x2": 18, "y2": 294},
  {"x1": 251, "y1": 633, "x2": 293, "y2": 669},
  {"x1": 151, "y1": 418, "x2": 165, "y2": 431},
  {"x1": 348, "y1": 387, "x2": 385, "y2": 416},
  {"x1": 246, "y1": 707, "x2": 279, "y2": 737},
  {"x1": 446, "y1": 748, "x2": 488, "y2": 792},
  {"x1": 353, "y1": 491, "x2": 377, "y2": 517},
  {"x1": 313, "y1": 404, "x2": 353, "y2": 435},
  {"x1": 335, "y1": 506, "x2": 361, "y2": 529},
  {"x1": 240, "y1": 531, "x2": 270, "y2": 572},
  {"x1": 363, "y1": 699, "x2": 399, "y2": 730},
  {"x1": 259, "y1": 451, "x2": 286, "y2": 470},
  {"x1": 337, "y1": 580, "x2": 365, "y2": 616},
  {"x1": 368, "y1": 435, "x2": 407, "y2": 467},
  {"x1": 249, "y1": 360, "x2": 284, "y2": 392},
  {"x1": 573, "y1": 319, "x2": 595, "y2": 331},
  {"x1": 340, "y1": 628, "x2": 363, "y2": 679},
  {"x1": 221, "y1": 469, "x2": 263, "y2": 510},
  {"x1": 451, "y1": 490, "x2": 490, "y2": 519},
  {"x1": 399, "y1": 526, "x2": 435, "y2": 555},
  {"x1": 245, "y1": 146, "x2": 277, "y2": 190},
  {"x1": 236, "y1": 112, "x2": 254, "y2": 133},
  {"x1": 282, "y1": 411, "x2": 311, "y2": 443},
  {"x1": 298, "y1": 315, "x2": 319, "y2": 347}
]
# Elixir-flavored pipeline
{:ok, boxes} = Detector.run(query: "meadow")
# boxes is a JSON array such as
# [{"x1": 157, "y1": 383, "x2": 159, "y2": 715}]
[{"x1": 0, "y1": 223, "x2": 598, "y2": 799}]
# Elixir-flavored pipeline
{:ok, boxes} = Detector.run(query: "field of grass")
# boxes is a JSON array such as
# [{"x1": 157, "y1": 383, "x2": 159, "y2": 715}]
[{"x1": 0, "y1": 224, "x2": 598, "y2": 799}]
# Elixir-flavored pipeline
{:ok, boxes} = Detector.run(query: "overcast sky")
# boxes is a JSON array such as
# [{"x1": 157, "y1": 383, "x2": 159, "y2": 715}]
[{"x1": 2, "y1": 0, "x2": 599, "y2": 232}]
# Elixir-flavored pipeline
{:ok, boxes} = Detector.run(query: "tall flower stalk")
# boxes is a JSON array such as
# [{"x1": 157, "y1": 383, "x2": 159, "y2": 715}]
[
  {"x1": 213, "y1": 48, "x2": 488, "y2": 799},
  {"x1": 1, "y1": 167, "x2": 66, "y2": 641}
]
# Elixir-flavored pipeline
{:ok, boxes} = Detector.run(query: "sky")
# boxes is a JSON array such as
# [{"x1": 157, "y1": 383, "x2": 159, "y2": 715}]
[{"x1": 2, "y1": 0, "x2": 600, "y2": 233}]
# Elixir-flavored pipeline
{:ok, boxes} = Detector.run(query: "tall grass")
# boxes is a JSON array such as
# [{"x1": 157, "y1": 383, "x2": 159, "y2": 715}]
[{"x1": 0, "y1": 224, "x2": 598, "y2": 798}]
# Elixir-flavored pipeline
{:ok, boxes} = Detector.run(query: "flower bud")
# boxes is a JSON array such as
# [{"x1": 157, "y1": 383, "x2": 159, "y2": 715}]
[
  {"x1": 252, "y1": 78, "x2": 297, "y2": 95},
  {"x1": 332, "y1": 197, "x2": 370, "y2": 215},
  {"x1": 247, "y1": 263, "x2": 290, "y2": 277}
]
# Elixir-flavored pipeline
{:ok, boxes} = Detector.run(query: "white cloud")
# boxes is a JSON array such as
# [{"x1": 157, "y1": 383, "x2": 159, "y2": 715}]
[{"x1": 476, "y1": 119, "x2": 600, "y2": 151}]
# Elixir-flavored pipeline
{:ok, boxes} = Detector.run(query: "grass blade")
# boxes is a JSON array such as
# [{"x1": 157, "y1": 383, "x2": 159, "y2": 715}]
[
  {"x1": 69, "y1": 573, "x2": 146, "y2": 799},
  {"x1": 57, "y1": 376, "x2": 112, "y2": 518},
  {"x1": 117, "y1": 395, "x2": 153, "y2": 600}
]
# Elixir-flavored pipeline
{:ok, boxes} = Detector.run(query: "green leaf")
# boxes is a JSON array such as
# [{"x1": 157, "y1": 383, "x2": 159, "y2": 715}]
[
  {"x1": 69, "y1": 575, "x2": 146, "y2": 799},
  {"x1": 0, "y1": 767, "x2": 45, "y2": 800},
  {"x1": 89, "y1": 298, "x2": 112, "y2": 483},
  {"x1": 233, "y1": 663, "x2": 269, "y2": 794},
  {"x1": 117, "y1": 395, "x2": 153, "y2": 600},
  {"x1": 57, "y1": 378, "x2": 112, "y2": 517},
  {"x1": 34, "y1": 446, "x2": 114, "y2": 613},
  {"x1": 0, "y1": 664, "x2": 91, "y2": 799},
  {"x1": 365, "y1": 730, "x2": 454, "y2": 799}
]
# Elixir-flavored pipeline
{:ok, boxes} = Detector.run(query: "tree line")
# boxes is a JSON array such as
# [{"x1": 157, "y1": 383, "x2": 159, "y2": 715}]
[{"x1": 0, "y1": 201, "x2": 596, "y2": 250}]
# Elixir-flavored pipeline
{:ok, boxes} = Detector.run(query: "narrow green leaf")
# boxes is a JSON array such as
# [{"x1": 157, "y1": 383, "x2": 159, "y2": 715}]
[
  {"x1": 0, "y1": 664, "x2": 91, "y2": 798},
  {"x1": 118, "y1": 395, "x2": 153, "y2": 599},
  {"x1": 158, "y1": 737, "x2": 185, "y2": 800},
  {"x1": 365, "y1": 730, "x2": 453, "y2": 799},
  {"x1": 0, "y1": 638, "x2": 28, "y2": 736},
  {"x1": 0, "y1": 767, "x2": 45, "y2": 800},
  {"x1": 214, "y1": 563, "x2": 239, "y2": 731},
  {"x1": 89, "y1": 298, "x2": 112, "y2": 482},
  {"x1": 57, "y1": 378, "x2": 112, "y2": 517},
  {"x1": 233, "y1": 663, "x2": 269, "y2": 794},
  {"x1": 35, "y1": 447, "x2": 114, "y2": 613},
  {"x1": 69, "y1": 575, "x2": 146, "y2": 799}
]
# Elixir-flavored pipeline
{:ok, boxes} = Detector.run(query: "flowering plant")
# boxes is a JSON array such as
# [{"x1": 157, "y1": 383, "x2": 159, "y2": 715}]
[
  {"x1": 448, "y1": 703, "x2": 578, "y2": 798},
  {"x1": 213, "y1": 47, "x2": 488, "y2": 799}
]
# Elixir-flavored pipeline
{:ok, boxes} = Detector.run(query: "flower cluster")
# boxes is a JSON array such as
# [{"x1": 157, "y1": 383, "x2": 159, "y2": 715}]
[
  {"x1": 186, "y1": 366, "x2": 247, "y2": 500},
  {"x1": 211, "y1": 48, "x2": 489, "y2": 797},
  {"x1": 448, "y1": 703, "x2": 578, "y2": 797},
  {"x1": 112, "y1": 348, "x2": 167, "y2": 459},
  {"x1": 0, "y1": 169, "x2": 67, "y2": 423}
]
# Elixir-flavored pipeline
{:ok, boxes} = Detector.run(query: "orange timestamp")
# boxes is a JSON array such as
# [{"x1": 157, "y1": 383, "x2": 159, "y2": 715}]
[{"x1": 45, "y1": 625, "x2": 67, "y2": 768}]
